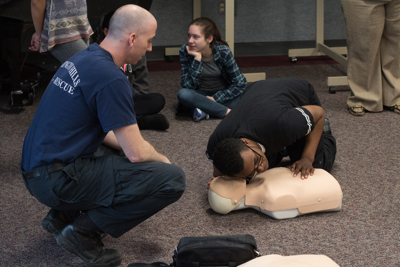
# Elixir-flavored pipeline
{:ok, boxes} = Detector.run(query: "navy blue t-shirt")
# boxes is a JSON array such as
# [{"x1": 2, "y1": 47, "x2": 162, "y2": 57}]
[
  {"x1": 206, "y1": 77, "x2": 321, "y2": 161},
  {"x1": 22, "y1": 43, "x2": 136, "y2": 171}
]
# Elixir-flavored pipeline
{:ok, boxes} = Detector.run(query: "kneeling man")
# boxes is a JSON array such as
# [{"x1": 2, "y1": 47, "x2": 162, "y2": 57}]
[
  {"x1": 21, "y1": 5, "x2": 185, "y2": 267},
  {"x1": 206, "y1": 77, "x2": 336, "y2": 180}
]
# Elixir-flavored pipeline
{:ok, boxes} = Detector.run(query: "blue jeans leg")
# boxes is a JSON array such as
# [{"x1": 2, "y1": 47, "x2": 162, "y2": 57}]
[{"x1": 177, "y1": 88, "x2": 240, "y2": 118}]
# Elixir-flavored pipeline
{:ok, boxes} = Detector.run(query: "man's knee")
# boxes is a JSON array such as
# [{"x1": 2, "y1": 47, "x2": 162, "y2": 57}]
[{"x1": 157, "y1": 163, "x2": 186, "y2": 198}]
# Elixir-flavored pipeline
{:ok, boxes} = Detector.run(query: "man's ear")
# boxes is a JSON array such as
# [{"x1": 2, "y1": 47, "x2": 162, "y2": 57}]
[
  {"x1": 241, "y1": 138, "x2": 250, "y2": 145},
  {"x1": 103, "y1": 28, "x2": 108, "y2": 37},
  {"x1": 129, "y1": 33, "x2": 137, "y2": 47}
]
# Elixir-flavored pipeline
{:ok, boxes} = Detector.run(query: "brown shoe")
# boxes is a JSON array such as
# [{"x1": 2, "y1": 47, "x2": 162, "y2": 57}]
[
  {"x1": 348, "y1": 106, "x2": 366, "y2": 116},
  {"x1": 390, "y1": 104, "x2": 400, "y2": 114}
]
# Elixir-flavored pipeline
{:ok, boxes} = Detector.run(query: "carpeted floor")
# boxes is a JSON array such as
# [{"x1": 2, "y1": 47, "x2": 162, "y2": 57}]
[{"x1": 1, "y1": 56, "x2": 399, "y2": 266}]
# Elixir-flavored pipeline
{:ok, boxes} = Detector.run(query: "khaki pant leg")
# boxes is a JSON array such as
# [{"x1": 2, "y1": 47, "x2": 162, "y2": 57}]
[
  {"x1": 382, "y1": 0, "x2": 400, "y2": 106},
  {"x1": 342, "y1": 0, "x2": 386, "y2": 111}
]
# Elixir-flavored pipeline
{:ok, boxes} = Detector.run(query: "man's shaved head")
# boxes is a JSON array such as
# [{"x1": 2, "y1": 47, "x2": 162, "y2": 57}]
[{"x1": 107, "y1": 4, "x2": 156, "y2": 39}]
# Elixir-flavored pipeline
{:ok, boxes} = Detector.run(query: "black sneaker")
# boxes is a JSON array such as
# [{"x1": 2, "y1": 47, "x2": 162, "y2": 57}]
[
  {"x1": 41, "y1": 209, "x2": 80, "y2": 234},
  {"x1": 323, "y1": 118, "x2": 332, "y2": 135},
  {"x1": 55, "y1": 225, "x2": 122, "y2": 267}
]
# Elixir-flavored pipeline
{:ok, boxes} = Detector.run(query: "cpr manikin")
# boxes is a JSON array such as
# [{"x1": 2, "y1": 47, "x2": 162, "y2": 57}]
[
  {"x1": 238, "y1": 254, "x2": 340, "y2": 267},
  {"x1": 208, "y1": 167, "x2": 342, "y2": 219}
]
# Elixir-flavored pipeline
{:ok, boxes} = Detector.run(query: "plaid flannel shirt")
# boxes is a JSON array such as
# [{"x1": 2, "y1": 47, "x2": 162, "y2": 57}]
[{"x1": 179, "y1": 42, "x2": 247, "y2": 104}]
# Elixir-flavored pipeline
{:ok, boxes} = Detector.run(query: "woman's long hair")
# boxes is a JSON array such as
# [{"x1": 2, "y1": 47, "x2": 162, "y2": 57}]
[{"x1": 190, "y1": 17, "x2": 229, "y2": 47}]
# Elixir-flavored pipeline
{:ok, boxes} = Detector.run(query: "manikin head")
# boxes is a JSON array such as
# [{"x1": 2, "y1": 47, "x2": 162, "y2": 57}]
[{"x1": 212, "y1": 138, "x2": 269, "y2": 179}]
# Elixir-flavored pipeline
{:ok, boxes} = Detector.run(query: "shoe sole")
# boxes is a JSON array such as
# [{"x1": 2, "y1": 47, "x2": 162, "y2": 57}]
[
  {"x1": 348, "y1": 109, "x2": 365, "y2": 116},
  {"x1": 55, "y1": 234, "x2": 122, "y2": 267},
  {"x1": 349, "y1": 111, "x2": 365, "y2": 116}
]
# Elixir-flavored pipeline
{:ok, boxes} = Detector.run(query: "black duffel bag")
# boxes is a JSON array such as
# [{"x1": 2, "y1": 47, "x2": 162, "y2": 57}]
[{"x1": 171, "y1": 234, "x2": 260, "y2": 267}]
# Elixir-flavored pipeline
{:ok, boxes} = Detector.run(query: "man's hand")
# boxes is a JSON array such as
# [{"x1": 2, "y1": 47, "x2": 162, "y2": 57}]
[
  {"x1": 29, "y1": 32, "x2": 41, "y2": 51},
  {"x1": 186, "y1": 45, "x2": 202, "y2": 61},
  {"x1": 159, "y1": 154, "x2": 171, "y2": 164},
  {"x1": 291, "y1": 157, "x2": 314, "y2": 179}
]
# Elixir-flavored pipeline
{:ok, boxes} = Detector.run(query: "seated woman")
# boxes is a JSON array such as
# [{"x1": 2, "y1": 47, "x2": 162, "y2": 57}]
[
  {"x1": 177, "y1": 17, "x2": 247, "y2": 122},
  {"x1": 208, "y1": 167, "x2": 342, "y2": 219}
]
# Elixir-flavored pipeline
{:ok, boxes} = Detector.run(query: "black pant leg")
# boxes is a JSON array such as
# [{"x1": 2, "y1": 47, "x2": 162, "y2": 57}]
[
  {"x1": 133, "y1": 93, "x2": 165, "y2": 115},
  {"x1": 319, "y1": 133, "x2": 337, "y2": 172},
  {"x1": 286, "y1": 133, "x2": 336, "y2": 172}
]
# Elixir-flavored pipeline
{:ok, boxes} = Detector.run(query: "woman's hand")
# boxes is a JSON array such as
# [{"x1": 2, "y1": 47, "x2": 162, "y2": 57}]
[
  {"x1": 186, "y1": 45, "x2": 202, "y2": 61},
  {"x1": 29, "y1": 32, "x2": 41, "y2": 51},
  {"x1": 206, "y1": 96, "x2": 216, "y2": 102}
]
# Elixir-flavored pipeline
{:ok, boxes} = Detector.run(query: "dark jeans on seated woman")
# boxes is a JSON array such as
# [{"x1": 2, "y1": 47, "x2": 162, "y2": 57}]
[{"x1": 177, "y1": 88, "x2": 241, "y2": 119}]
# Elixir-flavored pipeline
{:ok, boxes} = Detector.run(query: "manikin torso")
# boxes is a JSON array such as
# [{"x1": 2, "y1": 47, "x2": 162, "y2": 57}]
[
  {"x1": 238, "y1": 254, "x2": 340, "y2": 267},
  {"x1": 208, "y1": 167, "x2": 342, "y2": 219}
]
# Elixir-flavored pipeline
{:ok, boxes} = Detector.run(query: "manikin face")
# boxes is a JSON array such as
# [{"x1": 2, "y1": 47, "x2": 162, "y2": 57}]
[
  {"x1": 235, "y1": 139, "x2": 269, "y2": 180},
  {"x1": 187, "y1": 25, "x2": 213, "y2": 54},
  {"x1": 129, "y1": 20, "x2": 157, "y2": 64}
]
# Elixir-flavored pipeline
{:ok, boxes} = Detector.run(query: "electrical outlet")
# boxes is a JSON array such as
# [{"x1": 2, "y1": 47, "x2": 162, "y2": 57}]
[{"x1": 218, "y1": 0, "x2": 225, "y2": 14}]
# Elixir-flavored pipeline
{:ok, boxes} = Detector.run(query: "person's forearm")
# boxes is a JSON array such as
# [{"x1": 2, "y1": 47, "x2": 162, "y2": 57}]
[
  {"x1": 126, "y1": 140, "x2": 169, "y2": 163},
  {"x1": 31, "y1": 0, "x2": 46, "y2": 34},
  {"x1": 103, "y1": 131, "x2": 122, "y2": 150},
  {"x1": 113, "y1": 124, "x2": 170, "y2": 164}
]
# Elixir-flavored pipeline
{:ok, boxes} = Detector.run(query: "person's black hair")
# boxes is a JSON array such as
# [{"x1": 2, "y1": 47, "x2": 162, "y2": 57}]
[
  {"x1": 190, "y1": 17, "x2": 229, "y2": 47},
  {"x1": 212, "y1": 138, "x2": 247, "y2": 176},
  {"x1": 94, "y1": 9, "x2": 116, "y2": 43}
]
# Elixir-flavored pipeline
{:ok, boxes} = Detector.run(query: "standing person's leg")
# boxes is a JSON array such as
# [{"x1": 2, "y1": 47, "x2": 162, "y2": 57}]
[
  {"x1": 381, "y1": 0, "x2": 400, "y2": 111},
  {"x1": 50, "y1": 38, "x2": 90, "y2": 64},
  {"x1": 342, "y1": 0, "x2": 386, "y2": 113},
  {"x1": 177, "y1": 88, "x2": 229, "y2": 118}
]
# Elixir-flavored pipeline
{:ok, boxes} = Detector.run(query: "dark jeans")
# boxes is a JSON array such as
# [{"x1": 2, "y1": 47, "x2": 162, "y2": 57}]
[
  {"x1": 22, "y1": 149, "x2": 186, "y2": 238},
  {"x1": 267, "y1": 133, "x2": 337, "y2": 172},
  {"x1": 177, "y1": 88, "x2": 241, "y2": 118}
]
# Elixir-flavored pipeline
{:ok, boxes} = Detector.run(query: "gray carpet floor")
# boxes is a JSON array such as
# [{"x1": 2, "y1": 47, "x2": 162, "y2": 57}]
[{"x1": 1, "y1": 61, "x2": 400, "y2": 266}]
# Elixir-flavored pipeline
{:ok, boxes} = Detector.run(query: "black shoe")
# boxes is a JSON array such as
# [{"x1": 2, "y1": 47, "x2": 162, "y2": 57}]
[
  {"x1": 323, "y1": 118, "x2": 332, "y2": 135},
  {"x1": 55, "y1": 225, "x2": 122, "y2": 267},
  {"x1": 42, "y1": 209, "x2": 80, "y2": 234},
  {"x1": 137, "y1": 114, "x2": 169, "y2": 130}
]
